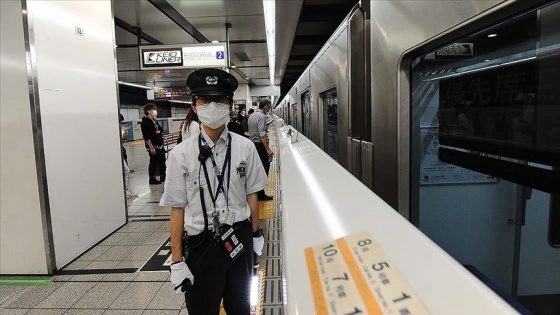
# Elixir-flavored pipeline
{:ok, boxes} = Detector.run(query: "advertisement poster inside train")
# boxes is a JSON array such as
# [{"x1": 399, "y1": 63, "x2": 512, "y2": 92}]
[{"x1": 420, "y1": 126, "x2": 498, "y2": 185}]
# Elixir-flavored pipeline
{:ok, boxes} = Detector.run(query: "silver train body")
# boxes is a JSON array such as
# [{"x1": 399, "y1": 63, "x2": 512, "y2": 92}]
[{"x1": 275, "y1": 0, "x2": 560, "y2": 309}]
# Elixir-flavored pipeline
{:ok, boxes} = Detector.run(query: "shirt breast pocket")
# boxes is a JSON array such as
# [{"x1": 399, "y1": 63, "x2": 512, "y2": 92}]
[{"x1": 185, "y1": 172, "x2": 204, "y2": 192}]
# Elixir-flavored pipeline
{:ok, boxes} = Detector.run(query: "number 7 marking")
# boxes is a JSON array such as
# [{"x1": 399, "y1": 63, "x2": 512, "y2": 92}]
[{"x1": 333, "y1": 273, "x2": 349, "y2": 281}]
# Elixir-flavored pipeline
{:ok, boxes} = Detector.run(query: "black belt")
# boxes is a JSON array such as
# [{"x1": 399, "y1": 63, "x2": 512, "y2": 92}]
[
  {"x1": 188, "y1": 219, "x2": 248, "y2": 244},
  {"x1": 218, "y1": 219, "x2": 247, "y2": 235}
]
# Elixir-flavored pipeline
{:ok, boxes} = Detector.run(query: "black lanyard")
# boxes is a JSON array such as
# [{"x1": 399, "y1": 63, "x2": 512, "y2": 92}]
[{"x1": 198, "y1": 133, "x2": 232, "y2": 209}]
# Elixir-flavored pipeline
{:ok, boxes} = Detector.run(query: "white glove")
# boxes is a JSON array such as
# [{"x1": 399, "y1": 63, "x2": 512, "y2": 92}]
[
  {"x1": 253, "y1": 236, "x2": 264, "y2": 256},
  {"x1": 170, "y1": 261, "x2": 194, "y2": 295}
]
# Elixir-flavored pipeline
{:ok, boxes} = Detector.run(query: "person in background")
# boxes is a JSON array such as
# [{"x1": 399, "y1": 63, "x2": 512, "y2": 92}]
[
  {"x1": 227, "y1": 111, "x2": 247, "y2": 137},
  {"x1": 238, "y1": 109, "x2": 246, "y2": 124},
  {"x1": 119, "y1": 114, "x2": 128, "y2": 160},
  {"x1": 140, "y1": 103, "x2": 166, "y2": 185},
  {"x1": 242, "y1": 108, "x2": 254, "y2": 132},
  {"x1": 247, "y1": 100, "x2": 274, "y2": 201},
  {"x1": 181, "y1": 108, "x2": 200, "y2": 141},
  {"x1": 120, "y1": 113, "x2": 137, "y2": 197},
  {"x1": 161, "y1": 68, "x2": 268, "y2": 314}
]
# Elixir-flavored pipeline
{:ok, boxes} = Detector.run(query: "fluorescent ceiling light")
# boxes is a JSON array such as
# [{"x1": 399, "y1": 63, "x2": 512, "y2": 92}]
[
  {"x1": 263, "y1": 0, "x2": 275, "y2": 85},
  {"x1": 211, "y1": 40, "x2": 219, "y2": 43},
  {"x1": 245, "y1": 77, "x2": 250, "y2": 80},
  {"x1": 118, "y1": 81, "x2": 152, "y2": 90},
  {"x1": 488, "y1": 33, "x2": 498, "y2": 38}
]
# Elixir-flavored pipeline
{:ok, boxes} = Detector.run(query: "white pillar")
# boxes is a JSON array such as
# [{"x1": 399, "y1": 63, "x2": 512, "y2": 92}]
[{"x1": 0, "y1": 0, "x2": 127, "y2": 274}]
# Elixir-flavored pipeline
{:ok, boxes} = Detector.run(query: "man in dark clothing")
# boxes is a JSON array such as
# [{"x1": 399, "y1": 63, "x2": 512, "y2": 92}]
[
  {"x1": 140, "y1": 103, "x2": 166, "y2": 185},
  {"x1": 227, "y1": 111, "x2": 247, "y2": 137}
]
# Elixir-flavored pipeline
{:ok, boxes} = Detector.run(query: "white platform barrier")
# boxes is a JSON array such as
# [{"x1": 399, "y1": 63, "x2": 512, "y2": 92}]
[{"x1": 274, "y1": 118, "x2": 518, "y2": 314}]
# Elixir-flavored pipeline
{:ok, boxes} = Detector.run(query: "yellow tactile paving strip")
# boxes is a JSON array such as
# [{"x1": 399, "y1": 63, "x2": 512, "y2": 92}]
[{"x1": 259, "y1": 169, "x2": 277, "y2": 220}]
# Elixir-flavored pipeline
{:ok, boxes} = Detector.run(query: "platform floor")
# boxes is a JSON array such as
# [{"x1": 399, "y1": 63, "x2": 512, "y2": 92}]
[{"x1": 0, "y1": 129, "x2": 282, "y2": 315}]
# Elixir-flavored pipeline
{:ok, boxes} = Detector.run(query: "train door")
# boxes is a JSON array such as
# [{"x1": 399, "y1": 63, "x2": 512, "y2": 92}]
[
  {"x1": 410, "y1": 2, "x2": 560, "y2": 313},
  {"x1": 286, "y1": 102, "x2": 291, "y2": 126},
  {"x1": 291, "y1": 102, "x2": 298, "y2": 131},
  {"x1": 322, "y1": 89, "x2": 338, "y2": 161},
  {"x1": 301, "y1": 90, "x2": 311, "y2": 138}
]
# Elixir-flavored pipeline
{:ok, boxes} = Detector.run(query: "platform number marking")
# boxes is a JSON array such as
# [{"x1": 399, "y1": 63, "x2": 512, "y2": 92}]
[
  {"x1": 216, "y1": 51, "x2": 225, "y2": 59},
  {"x1": 305, "y1": 232, "x2": 430, "y2": 315}
]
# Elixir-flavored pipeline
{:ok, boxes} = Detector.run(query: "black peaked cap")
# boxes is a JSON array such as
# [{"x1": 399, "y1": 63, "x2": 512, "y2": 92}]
[{"x1": 187, "y1": 68, "x2": 238, "y2": 97}]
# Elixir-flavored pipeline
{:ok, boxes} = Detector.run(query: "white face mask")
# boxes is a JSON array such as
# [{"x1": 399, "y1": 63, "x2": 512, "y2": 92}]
[
  {"x1": 152, "y1": 110, "x2": 158, "y2": 117},
  {"x1": 196, "y1": 102, "x2": 230, "y2": 129}
]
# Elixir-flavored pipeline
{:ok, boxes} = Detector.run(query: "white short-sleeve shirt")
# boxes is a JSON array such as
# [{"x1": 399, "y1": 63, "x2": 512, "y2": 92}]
[{"x1": 160, "y1": 126, "x2": 269, "y2": 235}]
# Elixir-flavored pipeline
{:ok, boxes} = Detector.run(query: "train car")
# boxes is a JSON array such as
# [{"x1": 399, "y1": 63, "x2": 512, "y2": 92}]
[{"x1": 277, "y1": 1, "x2": 560, "y2": 313}]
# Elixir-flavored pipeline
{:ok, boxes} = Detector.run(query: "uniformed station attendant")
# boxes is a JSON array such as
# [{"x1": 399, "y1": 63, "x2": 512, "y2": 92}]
[{"x1": 160, "y1": 68, "x2": 268, "y2": 315}]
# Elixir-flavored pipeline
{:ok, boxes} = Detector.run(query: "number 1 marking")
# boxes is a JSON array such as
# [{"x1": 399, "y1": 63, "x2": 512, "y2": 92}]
[{"x1": 393, "y1": 292, "x2": 411, "y2": 303}]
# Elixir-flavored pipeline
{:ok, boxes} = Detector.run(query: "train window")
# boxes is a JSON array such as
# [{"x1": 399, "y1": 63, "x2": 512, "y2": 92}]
[
  {"x1": 301, "y1": 91, "x2": 311, "y2": 138},
  {"x1": 322, "y1": 89, "x2": 338, "y2": 161},
  {"x1": 410, "y1": 1, "x2": 559, "y2": 311}
]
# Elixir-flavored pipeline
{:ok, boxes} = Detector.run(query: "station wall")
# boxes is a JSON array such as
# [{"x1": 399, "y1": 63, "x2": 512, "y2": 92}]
[
  {"x1": 0, "y1": 0, "x2": 49, "y2": 274},
  {"x1": 26, "y1": 0, "x2": 127, "y2": 268}
]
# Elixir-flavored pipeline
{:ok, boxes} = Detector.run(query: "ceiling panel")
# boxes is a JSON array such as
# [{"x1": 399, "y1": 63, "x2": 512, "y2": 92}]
[
  {"x1": 186, "y1": 15, "x2": 266, "y2": 41},
  {"x1": 251, "y1": 79, "x2": 272, "y2": 86},
  {"x1": 116, "y1": 26, "x2": 141, "y2": 45},
  {"x1": 275, "y1": 0, "x2": 304, "y2": 82},
  {"x1": 241, "y1": 67, "x2": 270, "y2": 78},
  {"x1": 279, "y1": 0, "x2": 358, "y2": 96},
  {"x1": 113, "y1": 0, "x2": 198, "y2": 45},
  {"x1": 168, "y1": 0, "x2": 263, "y2": 18}
]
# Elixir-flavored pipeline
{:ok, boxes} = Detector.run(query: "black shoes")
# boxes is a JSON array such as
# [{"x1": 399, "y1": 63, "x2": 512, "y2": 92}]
[
  {"x1": 149, "y1": 178, "x2": 161, "y2": 185},
  {"x1": 258, "y1": 194, "x2": 273, "y2": 201}
]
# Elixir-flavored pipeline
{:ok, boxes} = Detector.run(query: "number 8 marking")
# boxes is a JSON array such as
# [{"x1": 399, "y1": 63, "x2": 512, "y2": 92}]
[{"x1": 358, "y1": 239, "x2": 371, "y2": 246}]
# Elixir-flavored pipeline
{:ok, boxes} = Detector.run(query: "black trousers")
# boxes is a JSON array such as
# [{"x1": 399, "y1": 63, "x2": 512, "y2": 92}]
[
  {"x1": 148, "y1": 148, "x2": 166, "y2": 180},
  {"x1": 254, "y1": 141, "x2": 270, "y2": 197},
  {"x1": 184, "y1": 221, "x2": 254, "y2": 315}
]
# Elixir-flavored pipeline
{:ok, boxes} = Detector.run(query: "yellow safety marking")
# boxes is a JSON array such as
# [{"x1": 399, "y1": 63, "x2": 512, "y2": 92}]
[
  {"x1": 265, "y1": 170, "x2": 276, "y2": 195},
  {"x1": 305, "y1": 247, "x2": 329, "y2": 315},
  {"x1": 337, "y1": 238, "x2": 384, "y2": 315},
  {"x1": 259, "y1": 269, "x2": 266, "y2": 315},
  {"x1": 259, "y1": 167, "x2": 276, "y2": 220}
]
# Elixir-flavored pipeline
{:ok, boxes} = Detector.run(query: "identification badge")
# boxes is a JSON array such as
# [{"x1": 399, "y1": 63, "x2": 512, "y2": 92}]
[
  {"x1": 225, "y1": 211, "x2": 236, "y2": 226},
  {"x1": 236, "y1": 161, "x2": 247, "y2": 178},
  {"x1": 220, "y1": 227, "x2": 245, "y2": 261}
]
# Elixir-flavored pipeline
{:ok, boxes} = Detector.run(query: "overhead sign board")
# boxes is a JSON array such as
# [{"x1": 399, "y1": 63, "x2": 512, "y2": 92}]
[{"x1": 139, "y1": 43, "x2": 227, "y2": 70}]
